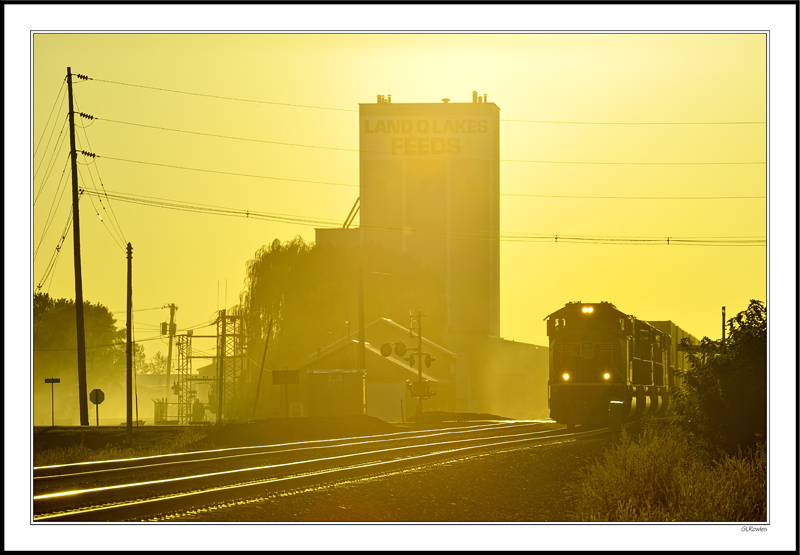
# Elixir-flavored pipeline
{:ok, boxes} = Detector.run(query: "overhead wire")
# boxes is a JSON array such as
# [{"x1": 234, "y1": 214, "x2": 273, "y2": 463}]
[
  {"x1": 95, "y1": 115, "x2": 767, "y2": 167},
  {"x1": 81, "y1": 188, "x2": 339, "y2": 227},
  {"x1": 33, "y1": 79, "x2": 67, "y2": 159},
  {"x1": 60, "y1": 75, "x2": 767, "y2": 253},
  {"x1": 82, "y1": 187, "x2": 765, "y2": 247},
  {"x1": 90, "y1": 76, "x2": 766, "y2": 125},
  {"x1": 73, "y1": 96, "x2": 128, "y2": 245},
  {"x1": 32, "y1": 334, "x2": 164, "y2": 352},
  {"x1": 35, "y1": 207, "x2": 73, "y2": 291},
  {"x1": 34, "y1": 151, "x2": 69, "y2": 207},
  {"x1": 76, "y1": 157, "x2": 126, "y2": 252},
  {"x1": 81, "y1": 177, "x2": 127, "y2": 251},
  {"x1": 93, "y1": 154, "x2": 766, "y2": 198},
  {"x1": 33, "y1": 115, "x2": 69, "y2": 187},
  {"x1": 33, "y1": 166, "x2": 72, "y2": 261}
]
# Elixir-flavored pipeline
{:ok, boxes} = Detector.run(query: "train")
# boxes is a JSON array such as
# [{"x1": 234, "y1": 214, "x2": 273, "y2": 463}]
[{"x1": 545, "y1": 301, "x2": 697, "y2": 427}]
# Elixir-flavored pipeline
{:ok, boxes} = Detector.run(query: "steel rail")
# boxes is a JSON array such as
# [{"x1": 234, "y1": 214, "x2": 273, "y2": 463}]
[{"x1": 34, "y1": 425, "x2": 605, "y2": 521}]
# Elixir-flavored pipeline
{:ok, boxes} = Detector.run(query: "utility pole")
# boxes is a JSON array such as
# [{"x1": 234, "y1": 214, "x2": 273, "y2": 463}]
[
  {"x1": 722, "y1": 306, "x2": 726, "y2": 343},
  {"x1": 126, "y1": 243, "x2": 133, "y2": 441},
  {"x1": 217, "y1": 309, "x2": 226, "y2": 425},
  {"x1": 357, "y1": 267, "x2": 366, "y2": 383},
  {"x1": 67, "y1": 67, "x2": 89, "y2": 426},
  {"x1": 164, "y1": 304, "x2": 177, "y2": 398},
  {"x1": 415, "y1": 310, "x2": 424, "y2": 416}
]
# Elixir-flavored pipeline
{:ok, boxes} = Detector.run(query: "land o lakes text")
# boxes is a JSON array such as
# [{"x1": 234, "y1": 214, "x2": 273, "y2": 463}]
[{"x1": 364, "y1": 119, "x2": 489, "y2": 156}]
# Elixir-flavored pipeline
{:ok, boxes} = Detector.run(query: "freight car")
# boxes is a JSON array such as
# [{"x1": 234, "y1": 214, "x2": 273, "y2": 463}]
[{"x1": 545, "y1": 301, "x2": 696, "y2": 427}]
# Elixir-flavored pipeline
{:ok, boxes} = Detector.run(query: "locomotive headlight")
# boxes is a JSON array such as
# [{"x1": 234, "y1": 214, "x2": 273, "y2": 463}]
[
  {"x1": 562, "y1": 373, "x2": 570, "y2": 381},
  {"x1": 582, "y1": 306, "x2": 594, "y2": 314},
  {"x1": 603, "y1": 373, "x2": 611, "y2": 380}
]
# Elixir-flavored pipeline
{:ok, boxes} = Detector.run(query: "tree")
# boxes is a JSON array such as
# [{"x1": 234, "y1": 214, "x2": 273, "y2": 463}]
[
  {"x1": 238, "y1": 236, "x2": 447, "y2": 373},
  {"x1": 33, "y1": 292, "x2": 128, "y2": 423},
  {"x1": 140, "y1": 351, "x2": 168, "y2": 374},
  {"x1": 674, "y1": 300, "x2": 767, "y2": 453}
]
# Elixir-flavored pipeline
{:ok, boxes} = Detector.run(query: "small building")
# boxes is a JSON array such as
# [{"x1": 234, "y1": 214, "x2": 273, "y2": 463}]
[{"x1": 295, "y1": 318, "x2": 459, "y2": 422}]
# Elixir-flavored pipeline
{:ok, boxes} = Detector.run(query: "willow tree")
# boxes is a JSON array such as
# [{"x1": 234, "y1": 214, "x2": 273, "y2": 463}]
[{"x1": 239, "y1": 236, "x2": 447, "y2": 375}]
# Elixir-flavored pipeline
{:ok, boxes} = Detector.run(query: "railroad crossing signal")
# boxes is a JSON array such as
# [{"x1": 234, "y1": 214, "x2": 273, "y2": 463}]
[{"x1": 90, "y1": 389, "x2": 104, "y2": 426}]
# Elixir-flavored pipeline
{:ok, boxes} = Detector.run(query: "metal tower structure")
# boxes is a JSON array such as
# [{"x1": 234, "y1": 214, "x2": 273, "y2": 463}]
[
  {"x1": 215, "y1": 309, "x2": 248, "y2": 423},
  {"x1": 175, "y1": 334, "x2": 195, "y2": 424}
]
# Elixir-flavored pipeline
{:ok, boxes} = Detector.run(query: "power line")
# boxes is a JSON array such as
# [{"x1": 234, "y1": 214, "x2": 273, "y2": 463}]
[
  {"x1": 83, "y1": 187, "x2": 765, "y2": 247},
  {"x1": 98, "y1": 117, "x2": 361, "y2": 153},
  {"x1": 502, "y1": 118, "x2": 766, "y2": 125},
  {"x1": 73, "y1": 100, "x2": 128, "y2": 245},
  {"x1": 82, "y1": 188, "x2": 339, "y2": 227},
  {"x1": 33, "y1": 115, "x2": 69, "y2": 185},
  {"x1": 96, "y1": 115, "x2": 767, "y2": 168},
  {"x1": 502, "y1": 192, "x2": 765, "y2": 200},
  {"x1": 33, "y1": 80, "x2": 67, "y2": 159},
  {"x1": 35, "y1": 208, "x2": 73, "y2": 291},
  {"x1": 33, "y1": 334, "x2": 164, "y2": 352},
  {"x1": 33, "y1": 169, "x2": 72, "y2": 261},
  {"x1": 95, "y1": 153, "x2": 768, "y2": 194},
  {"x1": 97, "y1": 154, "x2": 357, "y2": 188},
  {"x1": 88, "y1": 114, "x2": 767, "y2": 166},
  {"x1": 78, "y1": 164, "x2": 126, "y2": 253},
  {"x1": 90, "y1": 76, "x2": 765, "y2": 125},
  {"x1": 91, "y1": 77, "x2": 356, "y2": 112},
  {"x1": 502, "y1": 158, "x2": 764, "y2": 166}
]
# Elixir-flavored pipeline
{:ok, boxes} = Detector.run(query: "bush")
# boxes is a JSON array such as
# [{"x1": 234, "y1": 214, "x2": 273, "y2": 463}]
[
  {"x1": 673, "y1": 300, "x2": 766, "y2": 453},
  {"x1": 567, "y1": 422, "x2": 766, "y2": 521}
]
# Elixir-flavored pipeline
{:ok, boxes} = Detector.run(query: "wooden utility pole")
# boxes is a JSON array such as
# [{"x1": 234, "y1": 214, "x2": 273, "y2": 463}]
[
  {"x1": 415, "y1": 311, "x2": 424, "y2": 416},
  {"x1": 165, "y1": 303, "x2": 177, "y2": 398},
  {"x1": 251, "y1": 320, "x2": 272, "y2": 420},
  {"x1": 126, "y1": 243, "x2": 133, "y2": 440},
  {"x1": 357, "y1": 266, "x2": 367, "y2": 414},
  {"x1": 722, "y1": 306, "x2": 726, "y2": 343},
  {"x1": 217, "y1": 309, "x2": 226, "y2": 425},
  {"x1": 67, "y1": 67, "x2": 89, "y2": 426}
]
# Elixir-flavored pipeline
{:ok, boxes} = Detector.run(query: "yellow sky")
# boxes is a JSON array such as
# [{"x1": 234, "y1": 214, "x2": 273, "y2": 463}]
[
  {"x1": 30, "y1": 32, "x2": 768, "y2": 358},
  {"x1": 11, "y1": 4, "x2": 798, "y2": 551}
]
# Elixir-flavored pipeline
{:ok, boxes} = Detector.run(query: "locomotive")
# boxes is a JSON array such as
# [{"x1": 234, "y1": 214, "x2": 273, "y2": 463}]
[{"x1": 545, "y1": 301, "x2": 696, "y2": 427}]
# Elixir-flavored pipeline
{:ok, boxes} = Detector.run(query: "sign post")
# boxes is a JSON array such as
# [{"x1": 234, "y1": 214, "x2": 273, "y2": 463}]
[
  {"x1": 273, "y1": 370, "x2": 299, "y2": 418},
  {"x1": 44, "y1": 378, "x2": 61, "y2": 426},
  {"x1": 90, "y1": 389, "x2": 105, "y2": 426}
]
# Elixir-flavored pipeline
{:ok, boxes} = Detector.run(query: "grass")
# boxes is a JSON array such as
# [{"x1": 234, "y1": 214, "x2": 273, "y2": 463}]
[
  {"x1": 566, "y1": 420, "x2": 766, "y2": 522},
  {"x1": 33, "y1": 427, "x2": 212, "y2": 467}
]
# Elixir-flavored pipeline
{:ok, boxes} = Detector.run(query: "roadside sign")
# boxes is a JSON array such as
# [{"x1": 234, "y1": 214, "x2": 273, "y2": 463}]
[
  {"x1": 45, "y1": 378, "x2": 60, "y2": 426},
  {"x1": 90, "y1": 389, "x2": 105, "y2": 426}
]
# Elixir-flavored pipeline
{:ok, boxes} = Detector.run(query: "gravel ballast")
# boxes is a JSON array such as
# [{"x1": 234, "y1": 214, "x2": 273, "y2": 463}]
[{"x1": 166, "y1": 434, "x2": 610, "y2": 522}]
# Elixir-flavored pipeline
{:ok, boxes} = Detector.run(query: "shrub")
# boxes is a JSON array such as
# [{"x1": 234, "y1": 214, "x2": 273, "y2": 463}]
[
  {"x1": 567, "y1": 422, "x2": 766, "y2": 521},
  {"x1": 673, "y1": 300, "x2": 766, "y2": 453}
]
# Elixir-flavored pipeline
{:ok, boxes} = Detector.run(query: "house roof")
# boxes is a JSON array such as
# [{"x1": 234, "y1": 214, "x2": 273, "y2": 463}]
[
  {"x1": 312, "y1": 317, "x2": 459, "y2": 360},
  {"x1": 296, "y1": 338, "x2": 443, "y2": 383}
]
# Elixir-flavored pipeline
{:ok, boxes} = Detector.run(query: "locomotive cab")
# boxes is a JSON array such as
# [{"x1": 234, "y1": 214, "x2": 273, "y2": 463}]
[{"x1": 546, "y1": 301, "x2": 678, "y2": 427}]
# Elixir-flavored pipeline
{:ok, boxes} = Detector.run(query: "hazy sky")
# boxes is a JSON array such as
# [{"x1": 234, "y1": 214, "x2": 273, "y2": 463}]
[
  {"x1": 31, "y1": 31, "x2": 768, "y2": 361},
  {"x1": 9, "y1": 4, "x2": 798, "y2": 551}
]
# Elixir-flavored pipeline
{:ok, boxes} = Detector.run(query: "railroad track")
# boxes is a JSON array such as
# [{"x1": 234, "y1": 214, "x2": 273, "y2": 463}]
[{"x1": 33, "y1": 420, "x2": 608, "y2": 522}]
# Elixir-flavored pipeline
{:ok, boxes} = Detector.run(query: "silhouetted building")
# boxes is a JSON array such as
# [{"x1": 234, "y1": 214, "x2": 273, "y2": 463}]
[
  {"x1": 319, "y1": 92, "x2": 500, "y2": 338},
  {"x1": 315, "y1": 93, "x2": 548, "y2": 419}
]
